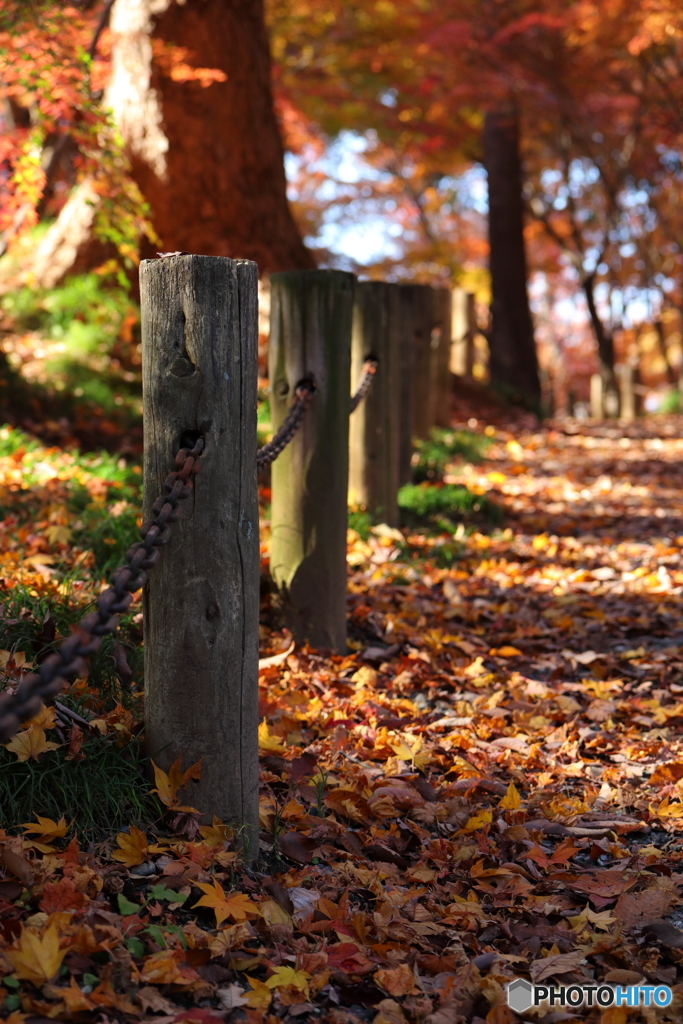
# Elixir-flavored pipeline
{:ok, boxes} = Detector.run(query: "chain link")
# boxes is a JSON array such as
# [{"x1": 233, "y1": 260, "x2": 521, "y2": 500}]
[
  {"x1": 257, "y1": 380, "x2": 316, "y2": 468},
  {"x1": 0, "y1": 438, "x2": 204, "y2": 743},
  {"x1": 350, "y1": 357, "x2": 378, "y2": 412}
]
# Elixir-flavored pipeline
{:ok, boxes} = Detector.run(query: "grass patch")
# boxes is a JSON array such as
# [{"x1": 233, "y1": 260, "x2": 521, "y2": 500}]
[
  {"x1": 398, "y1": 482, "x2": 500, "y2": 529},
  {"x1": 0, "y1": 737, "x2": 160, "y2": 843},
  {"x1": 348, "y1": 508, "x2": 373, "y2": 540},
  {"x1": 411, "y1": 427, "x2": 491, "y2": 483}
]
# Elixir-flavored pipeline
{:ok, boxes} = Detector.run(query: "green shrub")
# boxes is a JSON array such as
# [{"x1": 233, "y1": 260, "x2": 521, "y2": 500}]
[
  {"x1": 398, "y1": 482, "x2": 498, "y2": 527},
  {"x1": 412, "y1": 427, "x2": 491, "y2": 483}
]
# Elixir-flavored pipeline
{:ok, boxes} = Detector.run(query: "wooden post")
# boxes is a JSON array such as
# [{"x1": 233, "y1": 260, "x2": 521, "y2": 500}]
[
  {"x1": 269, "y1": 270, "x2": 354, "y2": 652},
  {"x1": 399, "y1": 284, "x2": 434, "y2": 442},
  {"x1": 619, "y1": 363, "x2": 636, "y2": 421},
  {"x1": 141, "y1": 255, "x2": 259, "y2": 842},
  {"x1": 432, "y1": 287, "x2": 452, "y2": 427},
  {"x1": 348, "y1": 282, "x2": 401, "y2": 526},
  {"x1": 590, "y1": 373, "x2": 603, "y2": 420},
  {"x1": 451, "y1": 289, "x2": 476, "y2": 377}
]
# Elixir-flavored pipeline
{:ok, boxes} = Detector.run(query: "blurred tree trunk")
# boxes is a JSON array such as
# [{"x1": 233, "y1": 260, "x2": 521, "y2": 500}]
[
  {"x1": 31, "y1": 0, "x2": 313, "y2": 286},
  {"x1": 483, "y1": 105, "x2": 540, "y2": 410}
]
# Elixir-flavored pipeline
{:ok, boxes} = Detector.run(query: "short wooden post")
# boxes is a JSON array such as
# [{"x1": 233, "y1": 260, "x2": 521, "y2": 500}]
[
  {"x1": 618, "y1": 363, "x2": 636, "y2": 421},
  {"x1": 269, "y1": 270, "x2": 355, "y2": 652},
  {"x1": 141, "y1": 255, "x2": 259, "y2": 841},
  {"x1": 348, "y1": 282, "x2": 401, "y2": 526},
  {"x1": 432, "y1": 287, "x2": 452, "y2": 427},
  {"x1": 399, "y1": 284, "x2": 434, "y2": 442},
  {"x1": 590, "y1": 373, "x2": 603, "y2": 420},
  {"x1": 451, "y1": 289, "x2": 476, "y2": 377}
]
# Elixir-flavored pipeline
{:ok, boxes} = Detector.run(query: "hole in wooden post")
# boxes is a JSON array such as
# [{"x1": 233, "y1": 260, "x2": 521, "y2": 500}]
[{"x1": 178, "y1": 428, "x2": 203, "y2": 452}]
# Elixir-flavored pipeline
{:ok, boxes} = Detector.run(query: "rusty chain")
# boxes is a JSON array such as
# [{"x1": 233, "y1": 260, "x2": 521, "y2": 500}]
[
  {"x1": 350, "y1": 357, "x2": 378, "y2": 412},
  {"x1": 256, "y1": 380, "x2": 316, "y2": 468},
  {"x1": 0, "y1": 438, "x2": 204, "y2": 743}
]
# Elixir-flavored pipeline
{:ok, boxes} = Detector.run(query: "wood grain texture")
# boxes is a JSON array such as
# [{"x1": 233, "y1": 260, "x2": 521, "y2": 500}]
[
  {"x1": 348, "y1": 282, "x2": 400, "y2": 526},
  {"x1": 269, "y1": 270, "x2": 354, "y2": 652},
  {"x1": 141, "y1": 255, "x2": 259, "y2": 842},
  {"x1": 432, "y1": 287, "x2": 453, "y2": 428}
]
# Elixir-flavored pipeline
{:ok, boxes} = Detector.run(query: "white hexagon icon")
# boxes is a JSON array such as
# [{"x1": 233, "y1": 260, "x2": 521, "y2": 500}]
[{"x1": 507, "y1": 978, "x2": 533, "y2": 1014}]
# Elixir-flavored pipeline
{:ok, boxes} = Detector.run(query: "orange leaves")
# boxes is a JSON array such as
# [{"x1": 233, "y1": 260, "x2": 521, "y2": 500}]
[
  {"x1": 151, "y1": 756, "x2": 203, "y2": 812},
  {"x1": 39, "y1": 876, "x2": 88, "y2": 914},
  {"x1": 192, "y1": 879, "x2": 258, "y2": 926},
  {"x1": 21, "y1": 815, "x2": 68, "y2": 845},
  {"x1": 6, "y1": 922, "x2": 67, "y2": 984},
  {"x1": 375, "y1": 964, "x2": 418, "y2": 997}
]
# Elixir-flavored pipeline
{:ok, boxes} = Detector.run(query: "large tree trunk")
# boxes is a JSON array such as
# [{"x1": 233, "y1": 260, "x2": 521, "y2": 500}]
[
  {"x1": 483, "y1": 106, "x2": 540, "y2": 410},
  {"x1": 31, "y1": 0, "x2": 312, "y2": 286}
]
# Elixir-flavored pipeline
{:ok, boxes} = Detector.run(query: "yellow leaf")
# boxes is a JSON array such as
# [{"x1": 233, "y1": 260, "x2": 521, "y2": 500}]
[
  {"x1": 45, "y1": 524, "x2": 71, "y2": 545},
  {"x1": 5, "y1": 726, "x2": 60, "y2": 762},
  {"x1": 111, "y1": 826, "x2": 149, "y2": 867},
  {"x1": 258, "y1": 720, "x2": 285, "y2": 753},
  {"x1": 6, "y1": 922, "x2": 67, "y2": 983},
  {"x1": 21, "y1": 815, "x2": 68, "y2": 843},
  {"x1": 258, "y1": 899, "x2": 291, "y2": 926},
  {"x1": 489, "y1": 646, "x2": 523, "y2": 657},
  {"x1": 245, "y1": 977, "x2": 272, "y2": 1010},
  {"x1": 265, "y1": 965, "x2": 311, "y2": 993},
  {"x1": 198, "y1": 816, "x2": 233, "y2": 847},
  {"x1": 22, "y1": 704, "x2": 56, "y2": 731},
  {"x1": 192, "y1": 879, "x2": 257, "y2": 926},
  {"x1": 498, "y1": 782, "x2": 522, "y2": 810},
  {"x1": 460, "y1": 808, "x2": 493, "y2": 833},
  {"x1": 151, "y1": 756, "x2": 203, "y2": 810}
]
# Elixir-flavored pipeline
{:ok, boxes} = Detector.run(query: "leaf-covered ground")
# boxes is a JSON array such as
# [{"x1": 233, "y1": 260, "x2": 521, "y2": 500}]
[{"x1": 2, "y1": 415, "x2": 683, "y2": 1022}]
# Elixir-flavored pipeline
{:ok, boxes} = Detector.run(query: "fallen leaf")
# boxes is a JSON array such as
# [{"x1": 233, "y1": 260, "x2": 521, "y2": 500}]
[
  {"x1": 5, "y1": 725, "x2": 60, "y2": 762},
  {"x1": 6, "y1": 922, "x2": 67, "y2": 983},
  {"x1": 111, "y1": 826, "x2": 149, "y2": 868},
  {"x1": 192, "y1": 880, "x2": 257, "y2": 925}
]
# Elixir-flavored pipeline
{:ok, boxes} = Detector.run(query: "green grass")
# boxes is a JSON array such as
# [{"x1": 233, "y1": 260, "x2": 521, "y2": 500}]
[
  {"x1": 411, "y1": 427, "x2": 491, "y2": 483},
  {"x1": 348, "y1": 508, "x2": 373, "y2": 540},
  {"x1": 398, "y1": 482, "x2": 500, "y2": 528},
  {"x1": 0, "y1": 738, "x2": 161, "y2": 842}
]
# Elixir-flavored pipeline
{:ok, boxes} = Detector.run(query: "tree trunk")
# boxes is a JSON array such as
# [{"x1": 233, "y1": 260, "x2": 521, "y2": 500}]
[
  {"x1": 141, "y1": 254, "x2": 259, "y2": 843},
  {"x1": 582, "y1": 273, "x2": 619, "y2": 414},
  {"x1": 483, "y1": 106, "x2": 540, "y2": 410},
  {"x1": 31, "y1": 0, "x2": 312, "y2": 286}
]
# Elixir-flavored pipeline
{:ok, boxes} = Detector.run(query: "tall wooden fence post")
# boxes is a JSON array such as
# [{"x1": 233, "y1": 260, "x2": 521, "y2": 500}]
[
  {"x1": 348, "y1": 282, "x2": 401, "y2": 526},
  {"x1": 141, "y1": 255, "x2": 259, "y2": 843},
  {"x1": 399, "y1": 285, "x2": 435, "y2": 441},
  {"x1": 590, "y1": 373, "x2": 604, "y2": 420},
  {"x1": 269, "y1": 270, "x2": 355, "y2": 652}
]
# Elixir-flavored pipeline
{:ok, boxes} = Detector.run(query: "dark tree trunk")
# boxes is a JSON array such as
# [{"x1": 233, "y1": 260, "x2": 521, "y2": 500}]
[
  {"x1": 31, "y1": 0, "x2": 313, "y2": 285},
  {"x1": 137, "y1": 0, "x2": 314, "y2": 271},
  {"x1": 582, "y1": 273, "x2": 619, "y2": 414},
  {"x1": 483, "y1": 106, "x2": 540, "y2": 410}
]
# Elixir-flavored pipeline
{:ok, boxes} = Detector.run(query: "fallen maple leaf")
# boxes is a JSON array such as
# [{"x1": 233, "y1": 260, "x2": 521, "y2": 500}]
[
  {"x1": 245, "y1": 976, "x2": 272, "y2": 1010},
  {"x1": 39, "y1": 876, "x2": 88, "y2": 914},
  {"x1": 5, "y1": 725, "x2": 60, "y2": 761},
  {"x1": 498, "y1": 782, "x2": 522, "y2": 810},
  {"x1": 375, "y1": 963, "x2": 417, "y2": 996},
  {"x1": 6, "y1": 922, "x2": 68, "y2": 983},
  {"x1": 111, "y1": 825, "x2": 149, "y2": 867},
  {"x1": 21, "y1": 814, "x2": 69, "y2": 843},
  {"x1": 530, "y1": 951, "x2": 586, "y2": 983},
  {"x1": 258, "y1": 719, "x2": 286, "y2": 752},
  {"x1": 265, "y1": 965, "x2": 311, "y2": 993},
  {"x1": 151, "y1": 755, "x2": 203, "y2": 810},
  {"x1": 22, "y1": 703, "x2": 56, "y2": 731},
  {"x1": 192, "y1": 879, "x2": 257, "y2": 925}
]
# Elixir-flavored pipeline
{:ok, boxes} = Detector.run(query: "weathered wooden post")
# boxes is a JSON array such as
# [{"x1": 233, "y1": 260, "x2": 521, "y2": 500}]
[
  {"x1": 590, "y1": 373, "x2": 603, "y2": 420},
  {"x1": 141, "y1": 255, "x2": 259, "y2": 842},
  {"x1": 269, "y1": 270, "x2": 355, "y2": 652},
  {"x1": 432, "y1": 287, "x2": 453, "y2": 427},
  {"x1": 451, "y1": 288, "x2": 476, "y2": 378},
  {"x1": 619, "y1": 363, "x2": 636, "y2": 422},
  {"x1": 397, "y1": 285, "x2": 433, "y2": 487},
  {"x1": 348, "y1": 282, "x2": 401, "y2": 526}
]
